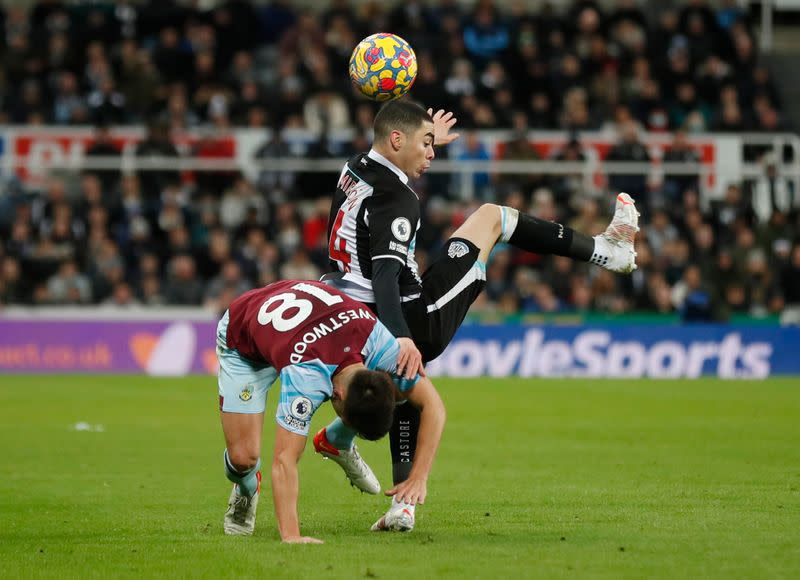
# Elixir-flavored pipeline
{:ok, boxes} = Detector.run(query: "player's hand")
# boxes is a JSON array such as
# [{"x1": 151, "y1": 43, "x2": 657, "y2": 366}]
[
  {"x1": 385, "y1": 477, "x2": 428, "y2": 505},
  {"x1": 396, "y1": 337, "x2": 426, "y2": 380},
  {"x1": 427, "y1": 108, "x2": 460, "y2": 146},
  {"x1": 282, "y1": 536, "x2": 324, "y2": 544}
]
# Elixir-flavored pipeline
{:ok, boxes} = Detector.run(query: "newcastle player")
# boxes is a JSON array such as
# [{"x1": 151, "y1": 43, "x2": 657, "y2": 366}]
[{"x1": 317, "y1": 100, "x2": 639, "y2": 531}]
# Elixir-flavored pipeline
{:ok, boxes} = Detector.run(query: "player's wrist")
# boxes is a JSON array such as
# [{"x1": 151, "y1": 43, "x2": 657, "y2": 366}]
[
  {"x1": 280, "y1": 527, "x2": 301, "y2": 540},
  {"x1": 405, "y1": 471, "x2": 428, "y2": 483}
]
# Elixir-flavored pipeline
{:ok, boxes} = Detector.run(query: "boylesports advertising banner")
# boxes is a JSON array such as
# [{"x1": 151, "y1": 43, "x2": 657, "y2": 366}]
[
  {"x1": 427, "y1": 325, "x2": 797, "y2": 379},
  {"x1": 0, "y1": 319, "x2": 798, "y2": 378}
]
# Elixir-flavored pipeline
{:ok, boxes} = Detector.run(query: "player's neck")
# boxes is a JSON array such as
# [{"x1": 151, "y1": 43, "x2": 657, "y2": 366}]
[
  {"x1": 369, "y1": 146, "x2": 409, "y2": 183},
  {"x1": 332, "y1": 362, "x2": 365, "y2": 391}
]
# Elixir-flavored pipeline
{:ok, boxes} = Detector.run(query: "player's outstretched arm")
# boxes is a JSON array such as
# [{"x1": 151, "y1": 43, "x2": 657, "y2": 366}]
[
  {"x1": 371, "y1": 258, "x2": 425, "y2": 379},
  {"x1": 427, "y1": 108, "x2": 460, "y2": 146},
  {"x1": 271, "y1": 426, "x2": 323, "y2": 544},
  {"x1": 385, "y1": 377, "x2": 446, "y2": 505}
]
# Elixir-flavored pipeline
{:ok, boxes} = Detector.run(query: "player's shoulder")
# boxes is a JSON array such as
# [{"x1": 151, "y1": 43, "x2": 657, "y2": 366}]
[
  {"x1": 366, "y1": 174, "x2": 419, "y2": 212},
  {"x1": 345, "y1": 152, "x2": 385, "y2": 183},
  {"x1": 352, "y1": 153, "x2": 415, "y2": 193}
]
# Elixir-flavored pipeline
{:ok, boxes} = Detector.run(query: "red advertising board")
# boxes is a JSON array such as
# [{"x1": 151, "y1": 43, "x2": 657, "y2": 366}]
[{"x1": 8, "y1": 128, "x2": 237, "y2": 186}]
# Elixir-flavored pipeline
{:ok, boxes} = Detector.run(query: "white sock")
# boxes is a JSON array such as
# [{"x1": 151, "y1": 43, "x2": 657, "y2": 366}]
[{"x1": 589, "y1": 235, "x2": 612, "y2": 268}]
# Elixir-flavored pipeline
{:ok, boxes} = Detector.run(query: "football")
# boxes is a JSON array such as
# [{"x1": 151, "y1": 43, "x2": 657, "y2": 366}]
[{"x1": 349, "y1": 32, "x2": 417, "y2": 101}]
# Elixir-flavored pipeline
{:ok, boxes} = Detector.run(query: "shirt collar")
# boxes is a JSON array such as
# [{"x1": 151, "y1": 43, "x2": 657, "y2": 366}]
[{"x1": 367, "y1": 149, "x2": 409, "y2": 184}]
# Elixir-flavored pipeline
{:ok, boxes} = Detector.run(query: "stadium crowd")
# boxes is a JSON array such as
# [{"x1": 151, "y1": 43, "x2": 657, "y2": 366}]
[{"x1": 0, "y1": 0, "x2": 798, "y2": 322}]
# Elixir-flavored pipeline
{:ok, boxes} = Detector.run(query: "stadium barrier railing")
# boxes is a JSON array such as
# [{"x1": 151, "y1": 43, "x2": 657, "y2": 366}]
[{"x1": 1, "y1": 126, "x2": 798, "y2": 201}]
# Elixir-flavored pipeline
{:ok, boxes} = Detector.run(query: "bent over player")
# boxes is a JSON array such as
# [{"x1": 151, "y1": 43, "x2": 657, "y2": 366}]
[
  {"x1": 217, "y1": 279, "x2": 445, "y2": 542},
  {"x1": 319, "y1": 100, "x2": 640, "y2": 531}
]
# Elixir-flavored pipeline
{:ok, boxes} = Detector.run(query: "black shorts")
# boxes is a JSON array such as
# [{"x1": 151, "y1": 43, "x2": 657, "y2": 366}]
[{"x1": 402, "y1": 238, "x2": 486, "y2": 362}]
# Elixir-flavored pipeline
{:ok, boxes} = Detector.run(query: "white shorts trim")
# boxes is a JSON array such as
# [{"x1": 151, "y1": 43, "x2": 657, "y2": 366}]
[
  {"x1": 372, "y1": 254, "x2": 406, "y2": 264},
  {"x1": 425, "y1": 264, "x2": 486, "y2": 314}
]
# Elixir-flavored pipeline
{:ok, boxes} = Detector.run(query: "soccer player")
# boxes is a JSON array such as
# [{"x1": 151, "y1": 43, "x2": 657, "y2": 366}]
[
  {"x1": 217, "y1": 279, "x2": 445, "y2": 542},
  {"x1": 319, "y1": 100, "x2": 640, "y2": 531}
]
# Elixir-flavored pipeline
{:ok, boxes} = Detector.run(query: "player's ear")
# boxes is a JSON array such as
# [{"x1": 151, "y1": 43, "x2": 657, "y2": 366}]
[
  {"x1": 331, "y1": 384, "x2": 343, "y2": 401},
  {"x1": 390, "y1": 129, "x2": 404, "y2": 151}
]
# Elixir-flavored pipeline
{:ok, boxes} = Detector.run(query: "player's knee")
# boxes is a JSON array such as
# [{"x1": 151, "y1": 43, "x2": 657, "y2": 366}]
[
  {"x1": 477, "y1": 203, "x2": 502, "y2": 224},
  {"x1": 227, "y1": 447, "x2": 260, "y2": 472},
  {"x1": 474, "y1": 203, "x2": 503, "y2": 234}
]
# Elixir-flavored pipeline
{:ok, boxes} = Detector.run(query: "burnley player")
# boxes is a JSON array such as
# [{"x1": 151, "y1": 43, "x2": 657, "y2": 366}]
[
  {"x1": 320, "y1": 100, "x2": 640, "y2": 531},
  {"x1": 217, "y1": 279, "x2": 445, "y2": 542}
]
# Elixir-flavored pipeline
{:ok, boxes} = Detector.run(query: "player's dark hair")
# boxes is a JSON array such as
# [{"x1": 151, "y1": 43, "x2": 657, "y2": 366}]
[
  {"x1": 374, "y1": 100, "x2": 433, "y2": 140},
  {"x1": 343, "y1": 370, "x2": 396, "y2": 440}
]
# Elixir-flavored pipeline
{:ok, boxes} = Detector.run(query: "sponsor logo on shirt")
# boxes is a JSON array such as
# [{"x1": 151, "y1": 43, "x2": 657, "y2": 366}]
[{"x1": 391, "y1": 217, "x2": 412, "y2": 242}]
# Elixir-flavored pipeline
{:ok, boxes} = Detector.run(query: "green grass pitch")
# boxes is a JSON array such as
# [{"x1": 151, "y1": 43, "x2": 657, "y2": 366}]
[{"x1": 1, "y1": 376, "x2": 799, "y2": 579}]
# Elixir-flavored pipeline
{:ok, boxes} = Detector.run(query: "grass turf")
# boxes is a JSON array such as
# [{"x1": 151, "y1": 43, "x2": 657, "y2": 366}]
[{"x1": 0, "y1": 376, "x2": 798, "y2": 579}]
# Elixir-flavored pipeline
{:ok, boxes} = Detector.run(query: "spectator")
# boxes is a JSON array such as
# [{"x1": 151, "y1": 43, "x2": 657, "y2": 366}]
[
  {"x1": 528, "y1": 91, "x2": 555, "y2": 129},
  {"x1": 219, "y1": 176, "x2": 266, "y2": 231},
  {"x1": 135, "y1": 120, "x2": 181, "y2": 202},
  {"x1": 302, "y1": 197, "x2": 331, "y2": 267},
  {"x1": 690, "y1": 223, "x2": 717, "y2": 280},
  {"x1": 89, "y1": 238, "x2": 126, "y2": 302},
  {"x1": 102, "y1": 282, "x2": 140, "y2": 307},
  {"x1": 205, "y1": 260, "x2": 252, "y2": 307},
  {"x1": 87, "y1": 77, "x2": 127, "y2": 125},
  {"x1": 550, "y1": 137, "x2": 589, "y2": 200},
  {"x1": 164, "y1": 254, "x2": 204, "y2": 305},
  {"x1": 456, "y1": 131, "x2": 491, "y2": 198},
  {"x1": 280, "y1": 249, "x2": 321, "y2": 281},
  {"x1": 751, "y1": 159, "x2": 797, "y2": 224},
  {"x1": 303, "y1": 90, "x2": 351, "y2": 133},
  {"x1": 569, "y1": 198, "x2": 607, "y2": 237},
  {"x1": 668, "y1": 81, "x2": 712, "y2": 130},
  {"x1": 116, "y1": 40, "x2": 161, "y2": 120},
  {"x1": 193, "y1": 129, "x2": 237, "y2": 195},
  {"x1": 254, "y1": 126, "x2": 298, "y2": 194},
  {"x1": 463, "y1": 3, "x2": 510, "y2": 65},
  {"x1": 46, "y1": 259, "x2": 92, "y2": 304},
  {"x1": 139, "y1": 274, "x2": 165, "y2": 306},
  {"x1": 662, "y1": 130, "x2": 700, "y2": 202},
  {"x1": 52, "y1": 71, "x2": 88, "y2": 125},
  {"x1": 85, "y1": 124, "x2": 121, "y2": 193},
  {"x1": 0, "y1": 257, "x2": 26, "y2": 304},
  {"x1": 710, "y1": 183, "x2": 753, "y2": 245},
  {"x1": 499, "y1": 130, "x2": 540, "y2": 194},
  {"x1": 781, "y1": 244, "x2": 800, "y2": 308},
  {"x1": 273, "y1": 202, "x2": 303, "y2": 257},
  {"x1": 672, "y1": 264, "x2": 714, "y2": 321},
  {"x1": 444, "y1": 58, "x2": 476, "y2": 102},
  {"x1": 605, "y1": 120, "x2": 650, "y2": 202}
]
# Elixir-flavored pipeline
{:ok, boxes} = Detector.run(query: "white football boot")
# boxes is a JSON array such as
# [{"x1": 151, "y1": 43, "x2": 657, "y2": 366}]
[
  {"x1": 590, "y1": 192, "x2": 640, "y2": 274},
  {"x1": 223, "y1": 472, "x2": 261, "y2": 536},
  {"x1": 371, "y1": 499, "x2": 416, "y2": 532},
  {"x1": 313, "y1": 428, "x2": 380, "y2": 495}
]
